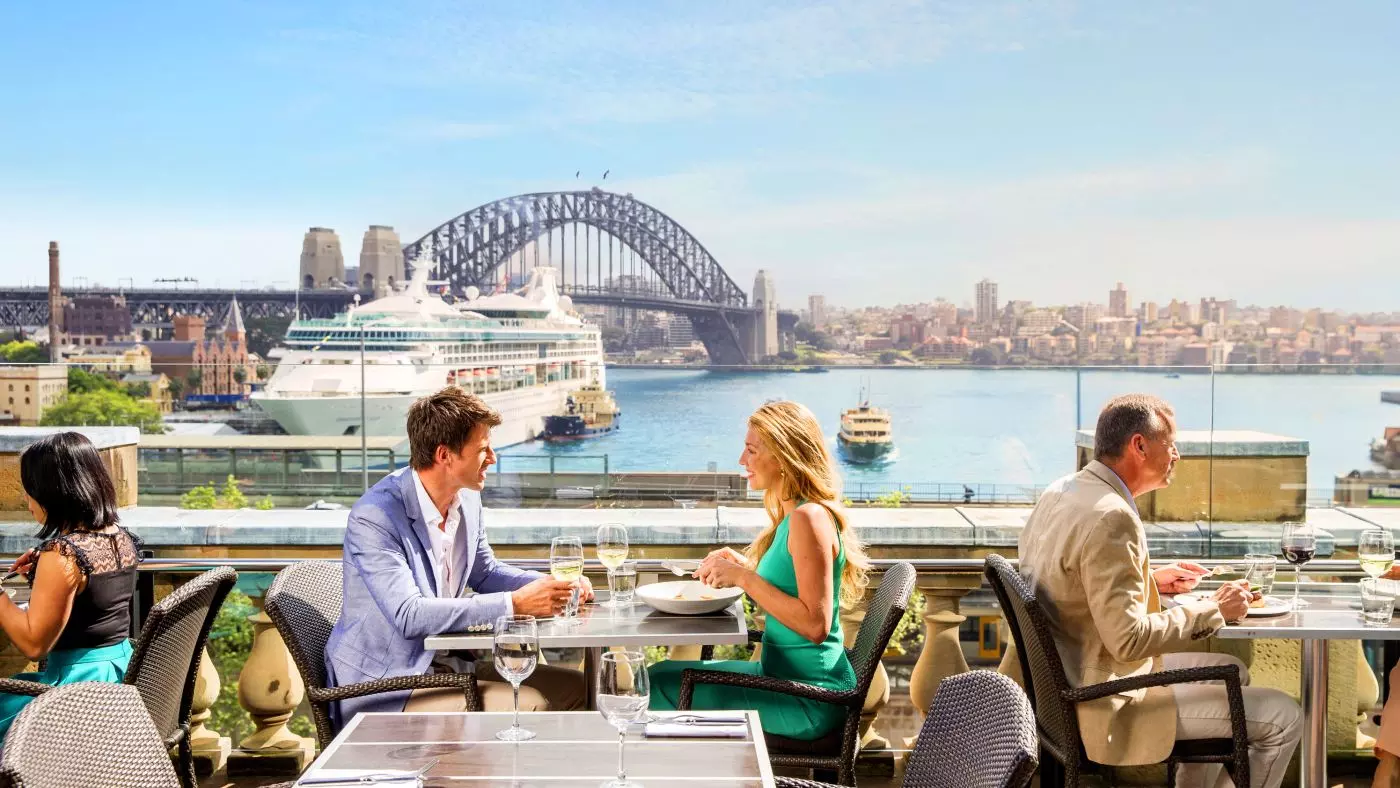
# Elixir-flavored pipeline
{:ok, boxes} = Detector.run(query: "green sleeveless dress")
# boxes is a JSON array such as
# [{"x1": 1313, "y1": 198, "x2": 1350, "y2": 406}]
[{"x1": 648, "y1": 511, "x2": 856, "y2": 739}]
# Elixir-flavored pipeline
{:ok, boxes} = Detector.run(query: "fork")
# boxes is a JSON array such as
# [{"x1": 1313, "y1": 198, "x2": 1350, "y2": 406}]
[{"x1": 297, "y1": 757, "x2": 439, "y2": 786}]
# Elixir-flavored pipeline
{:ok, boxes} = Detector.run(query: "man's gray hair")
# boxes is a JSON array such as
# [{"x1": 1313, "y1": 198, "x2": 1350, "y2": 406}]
[{"x1": 1094, "y1": 394, "x2": 1174, "y2": 461}]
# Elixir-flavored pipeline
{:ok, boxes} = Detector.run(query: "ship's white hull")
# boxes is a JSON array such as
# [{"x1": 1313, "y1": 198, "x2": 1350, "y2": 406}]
[{"x1": 252, "y1": 379, "x2": 582, "y2": 449}]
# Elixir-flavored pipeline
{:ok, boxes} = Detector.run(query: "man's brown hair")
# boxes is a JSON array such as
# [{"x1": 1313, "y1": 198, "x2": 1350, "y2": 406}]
[
  {"x1": 407, "y1": 387, "x2": 503, "y2": 469},
  {"x1": 1093, "y1": 393, "x2": 1174, "y2": 461}
]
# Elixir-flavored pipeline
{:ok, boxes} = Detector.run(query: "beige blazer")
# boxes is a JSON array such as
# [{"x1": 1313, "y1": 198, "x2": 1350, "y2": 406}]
[{"x1": 1004, "y1": 460, "x2": 1224, "y2": 766}]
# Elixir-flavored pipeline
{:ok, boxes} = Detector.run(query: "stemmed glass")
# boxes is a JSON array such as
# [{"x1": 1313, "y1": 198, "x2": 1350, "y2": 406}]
[
  {"x1": 551, "y1": 536, "x2": 585, "y2": 625},
  {"x1": 493, "y1": 615, "x2": 539, "y2": 741},
  {"x1": 597, "y1": 524, "x2": 629, "y2": 609},
  {"x1": 1281, "y1": 521, "x2": 1318, "y2": 611},
  {"x1": 1359, "y1": 528, "x2": 1395, "y2": 580},
  {"x1": 597, "y1": 651, "x2": 650, "y2": 788}
]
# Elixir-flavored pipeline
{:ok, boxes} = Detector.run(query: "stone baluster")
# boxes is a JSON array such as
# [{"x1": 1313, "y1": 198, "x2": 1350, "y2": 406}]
[
  {"x1": 907, "y1": 573, "x2": 981, "y2": 716},
  {"x1": 226, "y1": 599, "x2": 314, "y2": 777},
  {"x1": 187, "y1": 647, "x2": 230, "y2": 777},
  {"x1": 841, "y1": 593, "x2": 890, "y2": 750}
]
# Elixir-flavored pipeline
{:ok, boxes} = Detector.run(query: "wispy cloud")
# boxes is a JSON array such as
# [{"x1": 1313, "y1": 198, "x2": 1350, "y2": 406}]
[
  {"x1": 403, "y1": 121, "x2": 512, "y2": 140},
  {"x1": 256, "y1": 0, "x2": 1077, "y2": 127}
]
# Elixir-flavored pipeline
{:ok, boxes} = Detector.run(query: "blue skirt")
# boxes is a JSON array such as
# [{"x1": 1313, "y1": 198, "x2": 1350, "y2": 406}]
[{"x1": 0, "y1": 639, "x2": 134, "y2": 741}]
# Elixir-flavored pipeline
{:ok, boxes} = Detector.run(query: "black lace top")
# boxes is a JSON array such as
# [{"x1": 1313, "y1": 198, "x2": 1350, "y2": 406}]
[{"x1": 31, "y1": 527, "x2": 143, "y2": 650}]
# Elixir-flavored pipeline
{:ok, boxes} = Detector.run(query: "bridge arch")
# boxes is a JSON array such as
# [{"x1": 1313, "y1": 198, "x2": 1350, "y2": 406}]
[{"x1": 402, "y1": 190, "x2": 747, "y2": 308}]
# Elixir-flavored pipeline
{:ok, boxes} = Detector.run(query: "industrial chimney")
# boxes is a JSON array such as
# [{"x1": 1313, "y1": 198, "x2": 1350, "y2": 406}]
[{"x1": 47, "y1": 241, "x2": 61, "y2": 363}]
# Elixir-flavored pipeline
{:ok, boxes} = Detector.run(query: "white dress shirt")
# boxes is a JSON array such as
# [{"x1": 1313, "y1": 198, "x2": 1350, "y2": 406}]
[
  {"x1": 412, "y1": 470, "x2": 464, "y2": 597},
  {"x1": 411, "y1": 470, "x2": 512, "y2": 615}
]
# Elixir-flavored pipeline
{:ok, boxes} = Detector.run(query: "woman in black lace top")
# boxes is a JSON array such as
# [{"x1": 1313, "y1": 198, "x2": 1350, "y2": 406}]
[{"x1": 0, "y1": 432, "x2": 143, "y2": 740}]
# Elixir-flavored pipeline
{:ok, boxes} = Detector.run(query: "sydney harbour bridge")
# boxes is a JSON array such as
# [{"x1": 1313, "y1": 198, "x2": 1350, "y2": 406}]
[{"x1": 0, "y1": 190, "x2": 795, "y2": 365}]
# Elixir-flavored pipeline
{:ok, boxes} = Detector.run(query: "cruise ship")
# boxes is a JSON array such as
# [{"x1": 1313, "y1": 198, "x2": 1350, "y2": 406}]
[{"x1": 251, "y1": 264, "x2": 605, "y2": 449}]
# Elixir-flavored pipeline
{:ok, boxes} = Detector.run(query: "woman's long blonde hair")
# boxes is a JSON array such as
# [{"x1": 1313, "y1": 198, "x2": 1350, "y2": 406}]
[{"x1": 744, "y1": 400, "x2": 870, "y2": 609}]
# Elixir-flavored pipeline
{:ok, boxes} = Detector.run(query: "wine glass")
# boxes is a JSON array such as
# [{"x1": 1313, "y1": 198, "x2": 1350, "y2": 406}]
[
  {"x1": 597, "y1": 650, "x2": 650, "y2": 788},
  {"x1": 1360, "y1": 528, "x2": 1395, "y2": 581},
  {"x1": 597, "y1": 524, "x2": 629, "y2": 609},
  {"x1": 551, "y1": 536, "x2": 585, "y2": 625},
  {"x1": 493, "y1": 615, "x2": 539, "y2": 741},
  {"x1": 1281, "y1": 522, "x2": 1318, "y2": 611}
]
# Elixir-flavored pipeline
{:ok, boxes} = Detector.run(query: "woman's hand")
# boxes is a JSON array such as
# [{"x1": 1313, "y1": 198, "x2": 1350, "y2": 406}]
[
  {"x1": 694, "y1": 554, "x2": 751, "y2": 590},
  {"x1": 704, "y1": 546, "x2": 749, "y2": 566},
  {"x1": 7, "y1": 549, "x2": 36, "y2": 580}
]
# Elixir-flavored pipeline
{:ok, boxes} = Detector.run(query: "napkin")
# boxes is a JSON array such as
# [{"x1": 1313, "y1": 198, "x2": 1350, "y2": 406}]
[
  {"x1": 295, "y1": 768, "x2": 421, "y2": 786},
  {"x1": 644, "y1": 712, "x2": 748, "y2": 739}
]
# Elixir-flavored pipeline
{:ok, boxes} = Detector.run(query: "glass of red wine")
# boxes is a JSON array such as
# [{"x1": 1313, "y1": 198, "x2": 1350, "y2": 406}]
[{"x1": 1281, "y1": 521, "x2": 1317, "y2": 611}]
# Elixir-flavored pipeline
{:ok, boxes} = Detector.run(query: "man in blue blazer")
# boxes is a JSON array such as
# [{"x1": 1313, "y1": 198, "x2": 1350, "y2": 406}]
[{"x1": 325, "y1": 388, "x2": 588, "y2": 726}]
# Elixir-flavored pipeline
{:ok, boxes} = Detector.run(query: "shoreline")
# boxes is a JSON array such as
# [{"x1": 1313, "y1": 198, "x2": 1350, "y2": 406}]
[{"x1": 607, "y1": 363, "x2": 1400, "y2": 376}]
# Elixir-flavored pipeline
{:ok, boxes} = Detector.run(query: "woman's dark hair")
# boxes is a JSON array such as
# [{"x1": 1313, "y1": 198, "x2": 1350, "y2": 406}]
[{"x1": 20, "y1": 431, "x2": 121, "y2": 540}]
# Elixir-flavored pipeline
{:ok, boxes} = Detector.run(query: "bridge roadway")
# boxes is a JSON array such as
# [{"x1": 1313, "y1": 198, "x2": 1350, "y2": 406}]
[{"x1": 0, "y1": 285, "x2": 795, "y2": 364}]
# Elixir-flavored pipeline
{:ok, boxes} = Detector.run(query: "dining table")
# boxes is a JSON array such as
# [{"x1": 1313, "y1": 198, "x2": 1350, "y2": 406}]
[
  {"x1": 295, "y1": 710, "x2": 778, "y2": 786},
  {"x1": 424, "y1": 592, "x2": 750, "y2": 708}
]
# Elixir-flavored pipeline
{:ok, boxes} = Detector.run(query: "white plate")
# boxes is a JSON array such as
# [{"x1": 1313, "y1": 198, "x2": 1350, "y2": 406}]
[
  {"x1": 1177, "y1": 591, "x2": 1292, "y2": 617},
  {"x1": 636, "y1": 580, "x2": 743, "y2": 616}
]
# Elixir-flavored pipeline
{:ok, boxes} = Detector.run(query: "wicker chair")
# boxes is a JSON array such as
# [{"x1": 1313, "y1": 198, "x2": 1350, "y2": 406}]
[
  {"x1": 263, "y1": 560, "x2": 482, "y2": 749},
  {"x1": 776, "y1": 670, "x2": 1037, "y2": 788},
  {"x1": 0, "y1": 682, "x2": 181, "y2": 788},
  {"x1": 0, "y1": 566, "x2": 236, "y2": 788},
  {"x1": 678, "y1": 561, "x2": 916, "y2": 787},
  {"x1": 983, "y1": 554, "x2": 1249, "y2": 788}
]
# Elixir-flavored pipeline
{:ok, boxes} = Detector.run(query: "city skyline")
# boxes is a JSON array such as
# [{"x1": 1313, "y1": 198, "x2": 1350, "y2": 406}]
[{"x1": 2, "y1": 1, "x2": 1398, "y2": 311}]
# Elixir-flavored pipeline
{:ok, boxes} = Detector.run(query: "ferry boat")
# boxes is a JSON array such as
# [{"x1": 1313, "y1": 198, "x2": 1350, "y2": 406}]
[
  {"x1": 542, "y1": 384, "x2": 621, "y2": 440},
  {"x1": 251, "y1": 260, "x2": 604, "y2": 449},
  {"x1": 837, "y1": 392, "x2": 894, "y2": 464}
]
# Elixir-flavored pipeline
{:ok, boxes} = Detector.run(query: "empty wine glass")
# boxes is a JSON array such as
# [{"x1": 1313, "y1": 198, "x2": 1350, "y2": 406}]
[
  {"x1": 1359, "y1": 528, "x2": 1395, "y2": 580},
  {"x1": 493, "y1": 615, "x2": 539, "y2": 741},
  {"x1": 1281, "y1": 521, "x2": 1317, "y2": 611},
  {"x1": 597, "y1": 524, "x2": 629, "y2": 609},
  {"x1": 551, "y1": 536, "x2": 585, "y2": 624},
  {"x1": 597, "y1": 651, "x2": 650, "y2": 788}
]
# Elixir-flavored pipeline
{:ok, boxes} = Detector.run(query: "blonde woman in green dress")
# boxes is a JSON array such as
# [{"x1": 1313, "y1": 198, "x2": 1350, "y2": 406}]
[{"x1": 648, "y1": 400, "x2": 871, "y2": 739}]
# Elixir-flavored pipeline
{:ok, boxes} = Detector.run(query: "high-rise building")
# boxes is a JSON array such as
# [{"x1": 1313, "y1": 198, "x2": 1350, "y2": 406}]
[
  {"x1": 808, "y1": 295, "x2": 827, "y2": 330},
  {"x1": 1109, "y1": 282, "x2": 1129, "y2": 318},
  {"x1": 975, "y1": 279, "x2": 999, "y2": 325}
]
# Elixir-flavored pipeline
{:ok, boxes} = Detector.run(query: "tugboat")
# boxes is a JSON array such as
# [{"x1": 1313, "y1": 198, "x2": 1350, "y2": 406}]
[
  {"x1": 542, "y1": 384, "x2": 621, "y2": 440},
  {"x1": 837, "y1": 388, "x2": 894, "y2": 464}
]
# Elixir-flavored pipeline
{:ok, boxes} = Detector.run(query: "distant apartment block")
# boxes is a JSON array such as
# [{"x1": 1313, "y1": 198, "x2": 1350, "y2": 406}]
[
  {"x1": 975, "y1": 279, "x2": 999, "y2": 325},
  {"x1": 1109, "y1": 282, "x2": 1129, "y2": 318},
  {"x1": 0, "y1": 365, "x2": 67, "y2": 426}
]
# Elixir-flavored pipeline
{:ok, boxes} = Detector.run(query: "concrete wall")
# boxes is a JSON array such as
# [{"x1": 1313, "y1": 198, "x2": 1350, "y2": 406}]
[{"x1": 0, "y1": 427, "x2": 139, "y2": 515}]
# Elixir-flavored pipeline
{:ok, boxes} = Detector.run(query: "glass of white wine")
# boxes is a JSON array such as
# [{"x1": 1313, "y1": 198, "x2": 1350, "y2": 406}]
[
  {"x1": 493, "y1": 615, "x2": 539, "y2": 741},
  {"x1": 1359, "y1": 528, "x2": 1395, "y2": 581},
  {"x1": 551, "y1": 536, "x2": 585, "y2": 625},
  {"x1": 597, "y1": 651, "x2": 650, "y2": 788},
  {"x1": 597, "y1": 523, "x2": 629, "y2": 609}
]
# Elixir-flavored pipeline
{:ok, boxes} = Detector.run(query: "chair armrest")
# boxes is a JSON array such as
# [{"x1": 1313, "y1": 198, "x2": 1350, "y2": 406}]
[
  {"x1": 678, "y1": 668, "x2": 857, "y2": 709},
  {"x1": 1063, "y1": 665, "x2": 1241, "y2": 704},
  {"x1": 308, "y1": 672, "x2": 482, "y2": 712},
  {"x1": 699, "y1": 629, "x2": 763, "y2": 660},
  {"x1": 775, "y1": 778, "x2": 839, "y2": 788},
  {"x1": 0, "y1": 678, "x2": 51, "y2": 697}
]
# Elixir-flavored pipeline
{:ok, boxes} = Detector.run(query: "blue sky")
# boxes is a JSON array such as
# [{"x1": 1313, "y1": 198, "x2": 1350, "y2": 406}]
[{"x1": 1, "y1": 1, "x2": 1397, "y2": 311}]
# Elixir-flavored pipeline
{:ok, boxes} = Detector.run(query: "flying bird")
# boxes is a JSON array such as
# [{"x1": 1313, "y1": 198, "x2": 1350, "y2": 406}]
[
  {"x1": 603, "y1": 170, "x2": 610, "y2": 179},
  {"x1": 575, "y1": 170, "x2": 580, "y2": 178}
]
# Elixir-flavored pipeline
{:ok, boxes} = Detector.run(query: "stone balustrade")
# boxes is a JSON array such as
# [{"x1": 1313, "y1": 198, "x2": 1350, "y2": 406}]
[{"x1": 1, "y1": 499, "x2": 1397, "y2": 774}]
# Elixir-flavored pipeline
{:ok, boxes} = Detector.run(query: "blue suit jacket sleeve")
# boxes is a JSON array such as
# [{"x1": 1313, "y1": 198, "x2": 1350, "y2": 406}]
[
  {"x1": 465, "y1": 496, "x2": 540, "y2": 595},
  {"x1": 346, "y1": 505, "x2": 514, "y2": 639}
]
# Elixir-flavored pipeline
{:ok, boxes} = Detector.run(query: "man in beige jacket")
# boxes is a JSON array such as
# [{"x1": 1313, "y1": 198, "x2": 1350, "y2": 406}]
[{"x1": 1017, "y1": 394, "x2": 1301, "y2": 788}]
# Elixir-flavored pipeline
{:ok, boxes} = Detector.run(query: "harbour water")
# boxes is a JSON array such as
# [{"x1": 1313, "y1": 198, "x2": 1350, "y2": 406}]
[{"x1": 499, "y1": 367, "x2": 1400, "y2": 493}]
